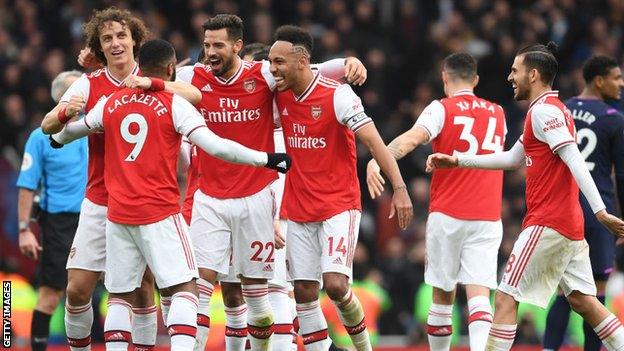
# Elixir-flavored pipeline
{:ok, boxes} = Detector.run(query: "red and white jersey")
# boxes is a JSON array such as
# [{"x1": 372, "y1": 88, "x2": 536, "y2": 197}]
[
  {"x1": 177, "y1": 61, "x2": 277, "y2": 199},
  {"x1": 275, "y1": 73, "x2": 372, "y2": 222},
  {"x1": 415, "y1": 89, "x2": 506, "y2": 221},
  {"x1": 83, "y1": 88, "x2": 206, "y2": 225},
  {"x1": 521, "y1": 90, "x2": 583, "y2": 240},
  {"x1": 181, "y1": 140, "x2": 200, "y2": 225},
  {"x1": 60, "y1": 64, "x2": 140, "y2": 206}
]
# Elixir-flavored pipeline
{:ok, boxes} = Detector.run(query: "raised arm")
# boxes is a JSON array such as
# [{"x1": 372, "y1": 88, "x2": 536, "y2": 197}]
[
  {"x1": 314, "y1": 57, "x2": 367, "y2": 86},
  {"x1": 50, "y1": 97, "x2": 107, "y2": 147},
  {"x1": 123, "y1": 75, "x2": 201, "y2": 105}
]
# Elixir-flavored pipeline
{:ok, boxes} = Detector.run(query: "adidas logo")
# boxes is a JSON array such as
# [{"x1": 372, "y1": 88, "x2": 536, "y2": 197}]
[
  {"x1": 282, "y1": 108, "x2": 288, "y2": 115},
  {"x1": 277, "y1": 161, "x2": 287, "y2": 169},
  {"x1": 201, "y1": 83, "x2": 212, "y2": 92},
  {"x1": 263, "y1": 264, "x2": 273, "y2": 272},
  {"x1": 332, "y1": 257, "x2": 343, "y2": 265}
]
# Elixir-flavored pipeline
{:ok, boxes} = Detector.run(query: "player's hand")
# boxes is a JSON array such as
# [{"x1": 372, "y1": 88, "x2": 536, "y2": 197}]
[
  {"x1": 596, "y1": 210, "x2": 624, "y2": 237},
  {"x1": 388, "y1": 186, "x2": 413, "y2": 229},
  {"x1": 77, "y1": 47, "x2": 104, "y2": 71},
  {"x1": 123, "y1": 75, "x2": 153, "y2": 90},
  {"x1": 19, "y1": 229, "x2": 42, "y2": 260},
  {"x1": 366, "y1": 159, "x2": 385, "y2": 199},
  {"x1": 426, "y1": 153, "x2": 458, "y2": 173},
  {"x1": 274, "y1": 219, "x2": 285, "y2": 249},
  {"x1": 66, "y1": 95, "x2": 86, "y2": 118},
  {"x1": 345, "y1": 57, "x2": 367, "y2": 86},
  {"x1": 265, "y1": 153, "x2": 292, "y2": 173}
]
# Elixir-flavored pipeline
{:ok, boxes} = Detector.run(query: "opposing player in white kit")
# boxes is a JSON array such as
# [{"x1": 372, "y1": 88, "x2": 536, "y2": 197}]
[
  {"x1": 51, "y1": 39, "x2": 291, "y2": 351},
  {"x1": 367, "y1": 53, "x2": 506, "y2": 351},
  {"x1": 177, "y1": 14, "x2": 367, "y2": 351},
  {"x1": 41, "y1": 8, "x2": 200, "y2": 351},
  {"x1": 269, "y1": 25, "x2": 413, "y2": 351},
  {"x1": 427, "y1": 42, "x2": 624, "y2": 351}
]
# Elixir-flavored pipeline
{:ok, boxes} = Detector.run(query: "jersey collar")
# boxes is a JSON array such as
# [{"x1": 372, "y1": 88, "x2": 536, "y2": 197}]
[
  {"x1": 294, "y1": 71, "x2": 320, "y2": 102},
  {"x1": 215, "y1": 58, "x2": 245, "y2": 85},
  {"x1": 453, "y1": 89, "x2": 475, "y2": 97},
  {"x1": 529, "y1": 90, "x2": 559, "y2": 109},
  {"x1": 105, "y1": 63, "x2": 139, "y2": 86}
]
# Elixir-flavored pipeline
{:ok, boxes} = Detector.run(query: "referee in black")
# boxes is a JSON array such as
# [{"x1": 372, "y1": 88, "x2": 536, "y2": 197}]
[{"x1": 16, "y1": 70, "x2": 87, "y2": 351}]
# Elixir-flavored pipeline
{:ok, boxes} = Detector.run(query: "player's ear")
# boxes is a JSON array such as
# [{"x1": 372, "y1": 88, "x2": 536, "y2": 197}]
[
  {"x1": 233, "y1": 39, "x2": 243, "y2": 54},
  {"x1": 473, "y1": 74, "x2": 479, "y2": 87},
  {"x1": 528, "y1": 68, "x2": 538, "y2": 84},
  {"x1": 594, "y1": 76, "x2": 605, "y2": 89}
]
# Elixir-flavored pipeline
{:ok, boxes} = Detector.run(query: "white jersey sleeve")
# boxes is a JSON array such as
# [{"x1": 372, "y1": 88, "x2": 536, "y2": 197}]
[
  {"x1": 260, "y1": 60, "x2": 277, "y2": 91},
  {"x1": 531, "y1": 103, "x2": 575, "y2": 153},
  {"x1": 333, "y1": 84, "x2": 372, "y2": 132},
  {"x1": 83, "y1": 96, "x2": 107, "y2": 131},
  {"x1": 171, "y1": 94, "x2": 207, "y2": 137},
  {"x1": 60, "y1": 74, "x2": 90, "y2": 103},
  {"x1": 413, "y1": 100, "x2": 445, "y2": 143},
  {"x1": 314, "y1": 58, "x2": 346, "y2": 83},
  {"x1": 176, "y1": 64, "x2": 196, "y2": 83}
]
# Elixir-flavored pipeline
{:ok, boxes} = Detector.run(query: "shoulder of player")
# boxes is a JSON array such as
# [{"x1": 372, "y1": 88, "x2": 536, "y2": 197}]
[
  {"x1": 318, "y1": 74, "x2": 341, "y2": 88},
  {"x1": 86, "y1": 67, "x2": 107, "y2": 79}
]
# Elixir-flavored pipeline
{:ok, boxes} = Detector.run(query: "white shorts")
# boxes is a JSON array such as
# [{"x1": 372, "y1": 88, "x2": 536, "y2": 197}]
[
  {"x1": 104, "y1": 213, "x2": 198, "y2": 293},
  {"x1": 286, "y1": 210, "x2": 361, "y2": 283},
  {"x1": 269, "y1": 220, "x2": 291, "y2": 289},
  {"x1": 425, "y1": 212, "x2": 502, "y2": 291},
  {"x1": 499, "y1": 225, "x2": 596, "y2": 308},
  {"x1": 66, "y1": 198, "x2": 107, "y2": 272},
  {"x1": 190, "y1": 186, "x2": 275, "y2": 280}
]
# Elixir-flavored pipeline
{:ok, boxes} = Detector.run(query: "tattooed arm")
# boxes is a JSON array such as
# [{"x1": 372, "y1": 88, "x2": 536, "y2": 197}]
[{"x1": 366, "y1": 127, "x2": 430, "y2": 198}]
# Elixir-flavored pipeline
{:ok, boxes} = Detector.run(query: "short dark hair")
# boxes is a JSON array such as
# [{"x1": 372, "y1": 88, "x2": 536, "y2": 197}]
[
  {"x1": 582, "y1": 55, "x2": 619, "y2": 83},
  {"x1": 138, "y1": 39, "x2": 175, "y2": 76},
  {"x1": 240, "y1": 43, "x2": 269, "y2": 61},
  {"x1": 516, "y1": 41, "x2": 559, "y2": 85},
  {"x1": 443, "y1": 53, "x2": 477, "y2": 81},
  {"x1": 273, "y1": 25, "x2": 313, "y2": 56},
  {"x1": 83, "y1": 7, "x2": 149, "y2": 65},
  {"x1": 202, "y1": 14, "x2": 243, "y2": 41}
]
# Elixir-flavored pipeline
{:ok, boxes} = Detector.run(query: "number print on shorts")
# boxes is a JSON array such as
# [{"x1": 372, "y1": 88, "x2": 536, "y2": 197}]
[
  {"x1": 505, "y1": 253, "x2": 516, "y2": 274},
  {"x1": 328, "y1": 236, "x2": 347, "y2": 256},
  {"x1": 120, "y1": 113, "x2": 148, "y2": 161},
  {"x1": 250, "y1": 241, "x2": 275, "y2": 262}
]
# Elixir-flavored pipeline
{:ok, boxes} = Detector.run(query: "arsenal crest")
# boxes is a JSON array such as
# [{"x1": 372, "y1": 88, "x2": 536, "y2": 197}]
[
  {"x1": 243, "y1": 79, "x2": 256, "y2": 93},
  {"x1": 311, "y1": 105, "x2": 322, "y2": 119}
]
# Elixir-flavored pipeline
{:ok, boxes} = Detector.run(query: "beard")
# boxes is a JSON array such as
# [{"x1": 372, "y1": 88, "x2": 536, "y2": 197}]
[
  {"x1": 212, "y1": 55, "x2": 234, "y2": 77},
  {"x1": 514, "y1": 77, "x2": 530, "y2": 101}
]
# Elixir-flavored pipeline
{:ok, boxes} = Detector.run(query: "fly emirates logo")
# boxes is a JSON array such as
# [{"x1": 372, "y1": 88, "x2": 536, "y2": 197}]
[
  {"x1": 200, "y1": 97, "x2": 261, "y2": 123},
  {"x1": 287, "y1": 123, "x2": 327, "y2": 149}
]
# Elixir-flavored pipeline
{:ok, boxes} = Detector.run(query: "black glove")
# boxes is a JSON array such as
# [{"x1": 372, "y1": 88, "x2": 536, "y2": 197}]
[
  {"x1": 265, "y1": 153, "x2": 292, "y2": 173},
  {"x1": 49, "y1": 135, "x2": 64, "y2": 149}
]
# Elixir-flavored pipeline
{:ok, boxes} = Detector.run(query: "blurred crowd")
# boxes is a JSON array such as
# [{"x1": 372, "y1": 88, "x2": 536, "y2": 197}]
[{"x1": 2, "y1": 0, "x2": 624, "y2": 345}]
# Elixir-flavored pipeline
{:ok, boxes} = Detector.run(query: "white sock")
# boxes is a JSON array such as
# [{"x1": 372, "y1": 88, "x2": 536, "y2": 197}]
[
  {"x1": 486, "y1": 323, "x2": 516, "y2": 351},
  {"x1": 594, "y1": 314, "x2": 624, "y2": 351},
  {"x1": 168, "y1": 292, "x2": 199, "y2": 351},
  {"x1": 194, "y1": 279, "x2": 213, "y2": 351},
  {"x1": 65, "y1": 300, "x2": 94, "y2": 351},
  {"x1": 104, "y1": 298, "x2": 133, "y2": 351},
  {"x1": 269, "y1": 287, "x2": 295, "y2": 351},
  {"x1": 242, "y1": 284, "x2": 273, "y2": 351},
  {"x1": 427, "y1": 303, "x2": 453, "y2": 351},
  {"x1": 467, "y1": 296, "x2": 493, "y2": 351},
  {"x1": 160, "y1": 296, "x2": 171, "y2": 326},
  {"x1": 225, "y1": 304, "x2": 248, "y2": 351},
  {"x1": 132, "y1": 305, "x2": 157, "y2": 351},
  {"x1": 296, "y1": 300, "x2": 331, "y2": 351},
  {"x1": 332, "y1": 289, "x2": 371, "y2": 351},
  {"x1": 290, "y1": 296, "x2": 299, "y2": 351}
]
